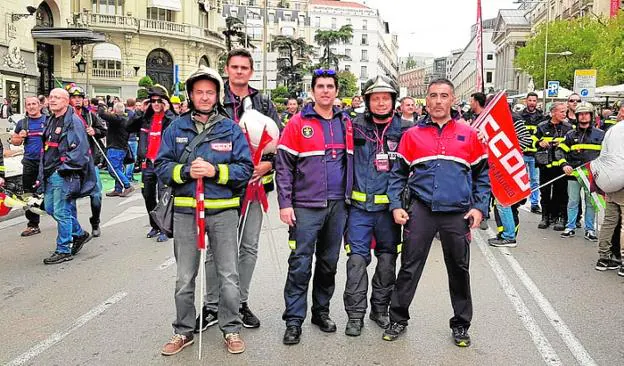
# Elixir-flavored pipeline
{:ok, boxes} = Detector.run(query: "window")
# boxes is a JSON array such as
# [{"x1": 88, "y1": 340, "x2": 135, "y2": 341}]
[
  {"x1": 345, "y1": 64, "x2": 351, "y2": 72},
  {"x1": 361, "y1": 66, "x2": 368, "y2": 79},
  {"x1": 199, "y1": 11, "x2": 209, "y2": 28},
  {"x1": 361, "y1": 49, "x2": 368, "y2": 61},
  {"x1": 147, "y1": 7, "x2": 173, "y2": 22},
  {"x1": 486, "y1": 53, "x2": 494, "y2": 61},
  {"x1": 331, "y1": 17, "x2": 336, "y2": 29},
  {"x1": 314, "y1": 16, "x2": 320, "y2": 27},
  {"x1": 91, "y1": 0, "x2": 124, "y2": 15},
  {"x1": 345, "y1": 48, "x2": 351, "y2": 59},
  {"x1": 486, "y1": 71, "x2": 493, "y2": 83},
  {"x1": 361, "y1": 34, "x2": 368, "y2": 45},
  {"x1": 362, "y1": 19, "x2": 367, "y2": 30},
  {"x1": 284, "y1": 13, "x2": 292, "y2": 21}
]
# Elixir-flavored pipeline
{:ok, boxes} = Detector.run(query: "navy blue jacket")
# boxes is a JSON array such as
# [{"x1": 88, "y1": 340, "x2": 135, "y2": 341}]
[
  {"x1": 351, "y1": 113, "x2": 404, "y2": 212},
  {"x1": 155, "y1": 112, "x2": 253, "y2": 215}
]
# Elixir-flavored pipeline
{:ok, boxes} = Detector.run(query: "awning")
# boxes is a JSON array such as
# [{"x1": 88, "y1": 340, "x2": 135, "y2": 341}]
[
  {"x1": 148, "y1": 0, "x2": 182, "y2": 11},
  {"x1": 92, "y1": 43, "x2": 122, "y2": 61},
  {"x1": 31, "y1": 28, "x2": 105, "y2": 43}
]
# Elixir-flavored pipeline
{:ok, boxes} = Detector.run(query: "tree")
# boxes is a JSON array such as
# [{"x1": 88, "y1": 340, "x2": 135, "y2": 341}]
[
  {"x1": 591, "y1": 12, "x2": 624, "y2": 85},
  {"x1": 515, "y1": 17, "x2": 602, "y2": 89},
  {"x1": 222, "y1": 16, "x2": 254, "y2": 51},
  {"x1": 138, "y1": 75, "x2": 154, "y2": 88},
  {"x1": 314, "y1": 25, "x2": 353, "y2": 69},
  {"x1": 271, "y1": 35, "x2": 314, "y2": 96},
  {"x1": 404, "y1": 56, "x2": 418, "y2": 70},
  {"x1": 337, "y1": 71, "x2": 358, "y2": 98}
]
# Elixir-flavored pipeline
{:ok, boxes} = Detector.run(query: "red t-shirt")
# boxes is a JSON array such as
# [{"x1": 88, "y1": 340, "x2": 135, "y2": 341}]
[{"x1": 146, "y1": 112, "x2": 164, "y2": 161}]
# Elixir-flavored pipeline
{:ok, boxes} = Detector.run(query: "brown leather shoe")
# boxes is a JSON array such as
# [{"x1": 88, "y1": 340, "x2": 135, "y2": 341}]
[
  {"x1": 161, "y1": 334, "x2": 194, "y2": 356},
  {"x1": 224, "y1": 333, "x2": 245, "y2": 354},
  {"x1": 119, "y1": 186, "x2": 135, "y2": 197},
  {"x1": 105, "y1": 191, "x2": 121, "y2": 197},
  {"x1": 21, "y1": 226, "x2": 41, "y2": 237}
]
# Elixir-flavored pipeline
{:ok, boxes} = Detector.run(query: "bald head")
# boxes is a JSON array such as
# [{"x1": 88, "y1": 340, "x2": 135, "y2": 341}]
[{"x1": 49, "y1": 88, "x2": 70, "y2": 116}]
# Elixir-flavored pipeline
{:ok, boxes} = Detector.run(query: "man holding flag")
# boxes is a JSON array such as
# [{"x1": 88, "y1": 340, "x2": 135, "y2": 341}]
[
  {"x1": 156, "y1": 66, "x2": 253, "y2": 355},
  {"x1": 555, "y1": 102, "x2": 604, "y2": 241}
]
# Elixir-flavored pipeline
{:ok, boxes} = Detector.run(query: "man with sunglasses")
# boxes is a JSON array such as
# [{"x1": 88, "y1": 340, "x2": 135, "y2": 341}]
[
  {"x1": 567, "y1": 94, "x2": 581, "y2": 127},
  {"x1": 196, "y1": 49, "x2": 281, "y2": 332},
  {"x1": 276, "y1": 68, "x2": 354, "y2": 345},
  {"x1": 521, "y1": 92, "x2": 545, "y2": 213},
  {"x1": 127, "y1": 85, "x2": 177, "y2": 242},
  {"x1": 68, "y1": 86, "x2": 107, "y2": 237}
]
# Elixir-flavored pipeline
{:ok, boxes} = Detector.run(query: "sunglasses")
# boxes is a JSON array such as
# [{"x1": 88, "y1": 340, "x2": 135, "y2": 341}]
[
  {"x1": 568, "y1": 99, "x2": 581, "y2": 103},
  {"x1": 150, "y1": 99, "x2": 164, "y2": 104},
  {"x1": 313, "y1": 68, "x2": 337, "y2": 77}
]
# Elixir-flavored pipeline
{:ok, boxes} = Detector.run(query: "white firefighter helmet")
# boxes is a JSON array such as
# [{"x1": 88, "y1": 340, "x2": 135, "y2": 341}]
[
  {"x1": 238, "y1": 109, "x2": 280, "y2": 154},
  {"x1": 185, "y1": 66, "x2": 225, "y2": 109}
]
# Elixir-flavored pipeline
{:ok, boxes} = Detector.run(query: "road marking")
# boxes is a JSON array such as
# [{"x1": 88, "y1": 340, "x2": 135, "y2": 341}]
[
  {"x1": 473, "y1": 231, "x2": 562, "y2": 365},
  {"x1": 117, "y1": 194, "x2": 143, "y2": 207},
  {"x1": 157, "y1": 256, "x2": 176, "y2": 270},
  {"x1": 101, "y1": 206, "x2": 147, "y2": 228},
  {"x1": 482, "y1": 229, "x2": 597, "y2": 366},
  {"x1": 0, "y1": 216, "x2": 27, "y2": 230},
  {"x1": 6, "y1": 291, "x2": 127, "y2": 366}
]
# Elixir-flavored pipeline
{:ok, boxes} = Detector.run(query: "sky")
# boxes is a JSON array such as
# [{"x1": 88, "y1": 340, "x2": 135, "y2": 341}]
[{"x1": 354, "y1": 0, "x2": 520, "y2": 57}]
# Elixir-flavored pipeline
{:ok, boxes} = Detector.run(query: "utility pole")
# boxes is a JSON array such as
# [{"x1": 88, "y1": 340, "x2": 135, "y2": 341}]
[{"x1": 262, "y1": 0, "x2": 268, "y2": 93}]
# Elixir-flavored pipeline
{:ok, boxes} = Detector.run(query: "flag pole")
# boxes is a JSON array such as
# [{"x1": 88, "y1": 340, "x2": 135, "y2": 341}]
[
  {"x1": 531, "y1": 172, "x2": 567, "y2": 193},
  {"x1": 196, "y1": 176, "x2": 206, "y2": 360}
]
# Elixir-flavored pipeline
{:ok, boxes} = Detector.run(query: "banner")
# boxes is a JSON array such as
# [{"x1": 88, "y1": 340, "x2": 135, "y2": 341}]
[
  {"x1": 473, "y1": 91, "x2": 531, "y2": 206},
  {"x1": 475, "y1": 0, "x2": 484, "y2": 93},
  {"x1": 611, "y1": 0, "x2": 620, "y2": 17}
]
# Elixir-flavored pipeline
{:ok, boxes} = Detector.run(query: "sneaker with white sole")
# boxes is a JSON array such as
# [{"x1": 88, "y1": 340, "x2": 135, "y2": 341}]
[
  {"x1": 161, "y1": 334, "x2": 194, "y2": 356},
  {"x1": 584, "y1": 230, "x2": 598, "y2": 242},
  {"x1": 560, "y1": 228, "x2": 575, "y2": 238}
]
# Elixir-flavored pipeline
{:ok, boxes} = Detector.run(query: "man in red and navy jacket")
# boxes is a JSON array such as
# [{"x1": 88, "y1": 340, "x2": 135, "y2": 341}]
[
  {"x1": 382, "y1": 79, "x2": 490, "y2": 348},
  {"x1": 276, "y1": 69, "x2": 354, "y2": 345}
]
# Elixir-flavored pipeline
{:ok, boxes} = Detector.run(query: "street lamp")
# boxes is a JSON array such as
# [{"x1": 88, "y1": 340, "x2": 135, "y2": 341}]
[
  {"x1": 11, "y1": 6, "x2": 36, "y2": 22},
  {"x1": 75, "y1": 57, "x2": 86, "y2": 73}
]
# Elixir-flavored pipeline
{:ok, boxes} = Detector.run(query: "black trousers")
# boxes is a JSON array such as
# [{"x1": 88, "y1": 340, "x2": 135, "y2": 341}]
[
  {"x1": 539, "y1": 166, "x2": 568, "y2": 221},
  {"x1": 22, "y1": 159, "x2": 41, "y2": 227},
  {"x1": 141, "y1": 166, "x2": 165, "y2": 231},
  {"x1": 389, "y1": 200, "x2": 472, "y2": 329}
]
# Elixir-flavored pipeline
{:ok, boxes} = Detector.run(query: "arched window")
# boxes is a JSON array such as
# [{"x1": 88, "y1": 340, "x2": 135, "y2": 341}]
[
  {"x1": 92, "y1": 43, "x2": 122, "y2": 78},
  {"x1": 199, "y1": 55, "x2": 210, "y2": 67},
  {"x1": 36, "y1": 2, "x2": 53, "y2": 28},
  {"x1": 146, "y1": 48, "x2": 174, "y2": 90}
]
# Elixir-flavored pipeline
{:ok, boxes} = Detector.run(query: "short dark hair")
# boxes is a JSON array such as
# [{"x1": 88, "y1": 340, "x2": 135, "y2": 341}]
[
  {"x1": 286, "y1": 97, "x2": 298, "y2": 105},
  {"x1": 427, "y1": 78, "x2": 455, "y2": 93},
  {"x1": 226, "y1": 48, "x2": 254, "y2": 69},
  {"x1": 471, "y1": 92, "x2": 486, "y2": 108},
  {"x1": 311, "y1": 72, "x2": 338, "y2": 90},
  {"x1": 90, "y1": 97, "x2": 99, "y2": 106},
  {"x1": 38, "y1": 94, "x2": 46, "y2": 103},
  {"x1": 526, "y1": 92, "x2": 538, "y2": 99},
  {"x1": 352, "y1": 95, "x2": 361, "y2": 101}
]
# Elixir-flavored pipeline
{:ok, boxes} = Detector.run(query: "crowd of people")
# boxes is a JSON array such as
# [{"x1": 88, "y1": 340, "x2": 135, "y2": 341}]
[{"x1": 1, "y1": 47, "x2": 623, "y2": 357}]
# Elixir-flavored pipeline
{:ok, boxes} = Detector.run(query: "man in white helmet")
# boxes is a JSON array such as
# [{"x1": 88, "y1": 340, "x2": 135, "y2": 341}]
[
  {"x1": 156, "y1": 66, "x2": 253, "y2": 355},
  {"x1": 342, "y1": 75, "x2": 404, "y2": 337}
]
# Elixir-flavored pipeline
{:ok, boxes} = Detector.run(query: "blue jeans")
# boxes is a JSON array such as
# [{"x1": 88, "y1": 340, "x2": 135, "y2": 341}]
[
  {"x1": 90, "y1": 166, "x2": 102, "y2": 225},
  {"x1": 106, "y1": 148, "x2": 131, "y2": 192},
  {"x1": 566, "y1": 180, "x2": 595, "y2": 231},
  {"x1": 125, "y1": 139, "x2": 138, "y2": 182},
  {"x1": 496, "y1": 203, "x2": 517, "y2": 240},
  {"x1": 44, "y1": 172, "x2": 85, "y2": 254},
  {"x1": 524, "y1": 156, "x2": 540, "y2": 207}
]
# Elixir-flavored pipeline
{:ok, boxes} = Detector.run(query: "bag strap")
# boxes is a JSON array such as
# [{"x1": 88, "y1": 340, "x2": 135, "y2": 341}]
[{"x1": 179, "y1": 115, "x2": 225, "y2": 164}]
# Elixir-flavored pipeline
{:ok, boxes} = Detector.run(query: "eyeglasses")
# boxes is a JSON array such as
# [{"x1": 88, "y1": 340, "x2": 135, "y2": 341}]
[
  {"x1": 313, "y1": 69, "x2": 336, "y2": 77},
  {"x1": 568, "y1": 99, "x2": 581, "y2": 103},
  {"x1": 150, "y1": 99, "x2": 163, "y2": 104}
]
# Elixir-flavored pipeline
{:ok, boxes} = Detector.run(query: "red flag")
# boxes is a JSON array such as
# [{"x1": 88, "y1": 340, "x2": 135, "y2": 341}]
[
  {"x1": 474, "y1": 91, "x2": 531, "y2": 206},
  {"x1": 196, "y1": 177, "x2": 206, "y2": 250},
  {"x1": 611, "y1": 0, "x2": 620, "y2": 17},
  {"x1": 241, "y1": 127, "x2": 274, "y2": 216},
  {"x1": 475, "y1": 0, "x2": 484, "y2": 93}
]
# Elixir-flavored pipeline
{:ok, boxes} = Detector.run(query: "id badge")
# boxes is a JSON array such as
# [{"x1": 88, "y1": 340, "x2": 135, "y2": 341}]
[{"x1": 375, "y1": 153, "x2": 390, "y2": 172}]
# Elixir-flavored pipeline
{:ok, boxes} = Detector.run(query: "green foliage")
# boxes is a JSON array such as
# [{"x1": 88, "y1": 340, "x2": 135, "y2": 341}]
[
  {"x1": 591, "y1": 13, "x2": 624, "y2": 85},
  {"x1": 136, "y1": 87, "x2": 148, "y2": 100},
  {"x1": 271, "y1": 36, "x2": 314, "y2": 96},
  {"x1": 138, "y1": 75, "x2": 154, "y2": 88},
  {"x1": 273, "y1": 97, "x2": 288, "y2": 107},
  {"x1": 314, "y1": 25, "x2": 354, "y2": 69},
  {"x1": 515, "y1": 14, "x2": 624, "y2": 89},
  {"x1": 404, "y1": 56, "x2": 418, "y2": 70},
  {"x1": 272, "y1": 85, "x2": 290, "y2": 100},
  {"x1": 337, "y1": 71, "x2": 358, "y2": 98}
]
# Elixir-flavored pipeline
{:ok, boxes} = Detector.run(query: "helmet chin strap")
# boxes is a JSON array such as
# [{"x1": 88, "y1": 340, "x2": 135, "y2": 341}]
[
  {"x1": 371, "y1": 111, "x2": 394, "y2": 120},
  {"x1": 194, "y1": 108, "x2": 214, "y2": 116}
]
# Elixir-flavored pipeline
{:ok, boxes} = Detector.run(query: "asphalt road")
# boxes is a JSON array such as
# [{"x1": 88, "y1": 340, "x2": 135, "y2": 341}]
[{"x1": 1, "y1": 192, "x2": 623, "y2": 366}]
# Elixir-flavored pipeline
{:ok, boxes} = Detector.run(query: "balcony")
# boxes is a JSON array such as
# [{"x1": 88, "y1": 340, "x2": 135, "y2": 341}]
[
  {"x1": 70, "y1": 12, "x2": 224, "y2": 47},
  {"x1": 92, "y1": 68, "x2": 121, "y2": 79}
]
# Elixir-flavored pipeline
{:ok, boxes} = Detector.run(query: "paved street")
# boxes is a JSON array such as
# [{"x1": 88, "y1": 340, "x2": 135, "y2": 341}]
[{"x1": 1, "y1": 191, "x2": 623, "y2": 366}]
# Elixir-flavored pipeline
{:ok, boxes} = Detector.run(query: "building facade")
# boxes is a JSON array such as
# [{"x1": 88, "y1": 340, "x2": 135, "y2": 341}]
[
  {"x1": 398, "y1": 65, "x2": 426, "y2": 98},
  {"x1": 492, "y1": 9, "x2": 531, "y2": 96},
  {"x1": 450, "y1": 18, "x2": 497, "y2": 102},
  {"x1": 1, "y1": 0, "x2": 226, "y2": 111}
]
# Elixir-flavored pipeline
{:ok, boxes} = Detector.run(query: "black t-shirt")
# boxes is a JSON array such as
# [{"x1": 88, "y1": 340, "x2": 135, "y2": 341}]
[{"x1": 43, "y1": 114, "x2": 64, "y2": 178}]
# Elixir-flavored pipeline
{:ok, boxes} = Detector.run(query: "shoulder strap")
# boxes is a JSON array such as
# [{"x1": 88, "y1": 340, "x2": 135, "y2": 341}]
[{"x1": 179, "y1": 115, "x2": 225, "y2": 164}]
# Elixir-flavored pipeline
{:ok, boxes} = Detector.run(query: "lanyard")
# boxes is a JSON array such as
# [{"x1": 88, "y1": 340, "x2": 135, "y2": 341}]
[
  {"x1": 373, "y1": 122, "x2": 391, "y2": 153},
  {"x1": 228, "y1": 88, "x2": 252, "y2": 123}
]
